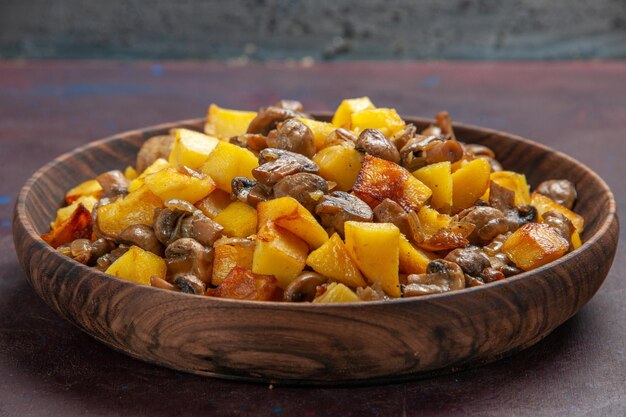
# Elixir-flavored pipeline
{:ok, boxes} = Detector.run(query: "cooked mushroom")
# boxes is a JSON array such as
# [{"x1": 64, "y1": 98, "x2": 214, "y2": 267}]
[
  {"x1": 230, "y1": 133, "x2": 268, "y2": 151},
  {"x1": 283, "y1": 272, "x2": 328, "y2": 302},
  {"x1": 153, "y1": 207, "x2": 189, "y2": 246},
  {"x1": 399, "y1": 135, "x2": 439, "y2": 171},
  {"x1": 372, "y1": 199, "x2": 413, "y2": 238},
  {"x1": 232, "y1": 177, "x2": 272, "y2": 207},
  {"x1": 541, "y1": 210, "x2": 575, "y2": 247},
  {"x1": 444, "y1": 246, "x2": 491, "y2": 277},
  {"x1": 187, "y1": 211, "x2": 224, "y2": 246},
  {"x1": 164, "y1": 198, "x2": 196, "y2": 213},
  {"x1": 505, "y1": 204, "x2": 538, "y2": 231},
  {"x1": 247, "y1": 106, "x2": 302, "y2": 135},
  {"x1": 488, "y1": 181, "x2": 516, "y2": 212},
  {"x1": 273, "y1": 173, "x2": 328, "y2": 212},
  {"x1": 325, "y1": 128, "x2": 357, "y2": 147},
  {"x1": 266, "y1": 118, "x2": 316, "y2": 158},
  {"x1": 90, "y1": 237, "x2": 116, "y2": 259},
  {"x1": 66, "y1": 238, "x2": 93, "y2": 264},
  {"x1": 434, "y1": 111, "x2": 455, "y2": 139},
  {"x1": 403, "y1": 260, "x2": 465, "y2": 297},
  {"x1": 464, "y1": 144, "x2": 496, "y2": 159},
  {"x1": 173, "y1": 273, "x2": 206, "y2": 295},
  {"x1": 96, "y1": 170, "x2": 129, "y2": 196},
  {"x1": 315, "y1": 191, "x2": 373, "y2": 237},
  {"x1": 150, "y1": 276, "x2": 178, "y2": 291},
  {"x1": 355, "y1": 129, "x2": 401, "y2": 163},
  {"x1": 458, "y1": 206, "x2": 509, "y2": 245},
  {"x1": 424, "y1": 139, "x2": 464, "y2": 165},
  {"x1": 274, "y1": 99, "x2": 304, "y2": 112},
  {"x1": 389, "y1": 124, "x2": 416, "y2": 151},
  {"x1": 95, "y1": 245, "x2": 129, "y2": 271},
  {"x1": 535, "y1": 179, "x2": 577, "y2": 209},
  {"x1": 164, "y1": 238, "x2": 213, "y2": 283},
  {"x1": 118, "y1": 224, "x2": 164, "y2": 256},
  {"x1": 253, "y1": 148, "x2": 319, "y2": 186},
  {"x1": 136, "y1": 135, "x2": 174, "y2": 173}
]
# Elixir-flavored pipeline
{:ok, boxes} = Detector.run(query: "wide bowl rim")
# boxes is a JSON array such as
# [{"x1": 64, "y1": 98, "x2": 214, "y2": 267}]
[{"x1": 14, "y1": 113, "x2": 618, "y2": 310}]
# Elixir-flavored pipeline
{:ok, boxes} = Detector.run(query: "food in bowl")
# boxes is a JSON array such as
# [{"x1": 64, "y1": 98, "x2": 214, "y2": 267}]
[{"x1": 41, "y1": 97, "x2": 584, "y2": 303}]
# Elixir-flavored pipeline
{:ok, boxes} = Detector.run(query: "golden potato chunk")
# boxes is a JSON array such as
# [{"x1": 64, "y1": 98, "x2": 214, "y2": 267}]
[
  {"x1": 144, "y1": 167, "x2": 215, "y2": 204},
  {"x1": 105, "y1": 246, "x2": 167, "y2": 285},
  {"x1": 306, "y1": 233, "x2": 367, "y2": 288},
  {"x1": 331, "y1": 97, "x2": 375, "y2": 128},
  {"x1": 211, "y1": 238, "x2": 256, "y2": 286},
  {"x1": 96, "y1": 186, "x2": 163, "y2": 237},
  {"x1": 206, "y1": 266, "x2": 277, "y2": 301},
  {"x1": 413, "y1": 161, "x2": 453, "y2": 213},
  {"x1": 252, "y1": 223, "x2": 308, "y2": 289},
  {"x1": 451, "y1": 157, "x2": 491, "y2": 213},
  {"x1": 351, "y1": 108, "x2": 405, "y2": 137},
  {"x1": 399, "y1": 235, "x2": 438, "y2": 275},
  {"x1": 201, "y1": 141, "x2": 258, "y2": 192},
  {"x1": 313, "y1": 145, "x2": 363, "y2": 192},
  {"x1": 168, "y1": 128, "x2": 220, "y2": 170},
  {"x1": 531, "y1": 192, "x2": 584, "y2": 232},
  {"x1": 213, "y1": 201, "x2": 258, "y2": 238},
  {"x1": 42, "y1": 203, "x2": 93, "y2": 248},
  {"x1": 195, "y1": 189, "x2": 232, "y2": 219},
  {"x1": 502, "y1": 223, "x2": 569, "y2": 271},
  {"x1": 482, "y1": 171, "x2": 531, "y2": 205},
  {"x1": 257, "y1": 197, "x2": 329, "y2": 249},
  {"x1": 353, "y1": 155, "x2": 432, "y2": 212},
  {"x1": 52, "y1": 195, "x2": 98, "y2": 229},
  {"x1": 344, "y1": 221, "x2": 400, "y2": 297},
  {"x1": 313, "y1": 282, "x2": 360, "y2": 303},
  {"x1": 65, "y1": 179, "x2": 103, "y2": 204},
  {"x1": 128, "y1": 158, "x2": 170, "y2": 192},
  {"x1": 205, "y1": 104, "x2": 257, "y2": 139}
]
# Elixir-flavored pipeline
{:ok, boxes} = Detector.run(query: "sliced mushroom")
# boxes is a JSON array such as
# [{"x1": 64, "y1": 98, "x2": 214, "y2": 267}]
[
  {"x1": 173, "y1": 274, "x2": 206, "y2": 295},
  {"x1": 136, "y1": 135, "x2": 174, "y2": 173},
  {"x1": 232, "y1": 177, "x2": 272, "y2": 207},
  {"x1": 247, "y1": 106, "x2": 303, "y2": 135},
  {"x1": 164, "y1": 198, "x2": 196, "y2": 213},
  {"x1": 274, "y1": 99, "x2": 304, "y2": 113},
  {"x1": 187, "y1": 211, "x2": 224, "y2": 246},
  {"x1": 325, "y1": 128, "x2": 357, "y2": 148},
  {"x1": 118, "y1": 224, "x2": 164, "y2": 256},
  {"x1": 541, "y1": 210, "x2": 575, "y2": 247},
  {"x1": 424, "y1": 139, "x2": 464, "y2": 165},
  {"x1": 488, "y1": 181, "x2": 515, "y2": 212},
  {"x1": 372, "y1": 199, "x2": 413, "y2": 238},
  {"x1": 444, "y1": 246, "x2": 491, "y2": 277},
  {"x1": 96, "y1": 170, "x2": 129, "y2": 196},
  {"x1": 458, "y1": 206, "x2": 509, "y2": 245},
  {"x1": 315, "y1": 191, "x2": 373, "y2": 237},
  {"x1": 273, "y1": 173, "x2": 328, "y2": 212},
  {"x1": 389, "y1": 124, "x2": 416, "y2": 151},
  {"x1": 67, "y1": 238, "x2": 93, "y2": 264},
  {"x1": 535, "y1": 179, "x2": 577, "y2": 209},
  {"x1": 505, "y1": 204, "x2": 538, "y2": 231},
  {"x1": 399, "y1": 135, "x2": 439, "y2": 171},
  {"x1": 230, "y1": 133, "x2": 268, "y2": 151},
  {"x1": 95, "y1": 245, "x2": 129, "y2": 271},
  {"x1": 403, "y1": 260, "x2": 465, "y2": 297},
  {"x1": 253, "y1": 148, "x2": 319, "y2": 186},
  {"x1": 355, "y1": 129, "x2": 401, "y2": 164},
  {"x1": 434, "y1": 111, "x2": 455, "y2": 139},
  {"x1": 153, "y1": 207, "x2": 189, "y2": 246},
  {"x1": 266, "y1": 118, "x2": 316, "y2": 158},
  {"x1": 283, "y1": 272, "x2": 329, "y2": 302},
  {"x1": 164, "y1": 238, "x2": 213, "y2": 283},
  {"x1": 150, "y1": 276, "x2": 178, "y2": 291}
]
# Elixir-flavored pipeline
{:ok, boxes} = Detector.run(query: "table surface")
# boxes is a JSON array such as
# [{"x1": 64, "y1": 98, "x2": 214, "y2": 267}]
[{"x1": 0, "y1": 60, "x2": 624, "y2": 417}]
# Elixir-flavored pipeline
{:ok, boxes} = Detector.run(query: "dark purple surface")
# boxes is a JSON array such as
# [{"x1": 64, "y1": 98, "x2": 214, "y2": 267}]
[{"x1": 0, "y1": 61, "x2": 624, "y2": 417}]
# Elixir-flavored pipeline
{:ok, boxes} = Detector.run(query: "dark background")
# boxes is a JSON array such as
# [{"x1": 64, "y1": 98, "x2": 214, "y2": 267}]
[{"x1": 1, "y1": 0, "x2": 626, "y2": 60}]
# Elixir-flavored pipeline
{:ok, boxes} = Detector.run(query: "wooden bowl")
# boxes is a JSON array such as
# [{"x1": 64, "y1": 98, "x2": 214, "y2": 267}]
[{"x1": 13, "y1": 115, "x2": 619, "y2": 384}]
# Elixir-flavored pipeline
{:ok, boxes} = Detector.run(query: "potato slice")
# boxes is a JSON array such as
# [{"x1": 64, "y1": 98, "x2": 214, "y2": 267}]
[
  {"x1": 52, "y1": 195, "x2": 98, "y2": 229},
  {"x1": 351, "y1": 108, "x2": 405, "y2": 137},
  {"x1": 105, "y1": 246, "x2": 167, "y2": 285},
  {"x1": 213, "y1": 201, "x2": 258, "y2": 238},
  {"x1": 124, "y1": 166, "x2": 138, "y2": 180},
  {"x1": 502, "y1": 222, "x2": 569, "y2": 271},
  {"x1": 531, "y1": 192, "x2": 584, "y2": 232},
  {"x1": 353, "y1": 155, "x2": 432, "y2": 212},
  {"x1": 413, "y1": 162, "x2": 452, "y2": 213},
  {"x1": 169, "y1": 128, "x2": 220, "y2": 170},
  {"x1": 257, "y1": 197, "x2": 329, "y2": 249},
  {"x1": 144, "y1": 167, "x2": 215, "y2": 204},
  {"x1": 331, "y1": 97, "x2": 375, "y2": 129},
  {"x1": 306, "y1": 233, "x2": 367, "y2": 288},
  {"x1": 313, "y1": 282, "x2": 360, "y2": 303},
  {"x1": 313, "y1": 145, "x2": 363, "y2": 192},
  {"x1": 451, "y1": 157, "x2": 491, "y2": 213},
  {"x1": 205, "y1": 104, "x2": 257, "y2": 139},
  {"x1": 201, "y1": 141, "x2": 258, "y2": 192},
  {"x1": 252, "y1": 223, "x2": 308, "y2": 289},
  {"x1": 417, "y1": 205, "x2": 452, "y2": 238},
  {"x1": 344, "y1": 221, "x2": 400, "y2": 297}
]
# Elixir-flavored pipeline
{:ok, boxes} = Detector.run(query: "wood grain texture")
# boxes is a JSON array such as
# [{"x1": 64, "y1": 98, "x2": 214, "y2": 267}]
[{"x1": 12, "y1": 115, "x2": 619, "y2": 384}]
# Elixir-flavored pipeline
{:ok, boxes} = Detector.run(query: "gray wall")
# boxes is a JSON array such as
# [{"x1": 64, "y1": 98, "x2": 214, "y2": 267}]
[{"x1": 1, "y1": 0, "x2": 626, "y2": 60}]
